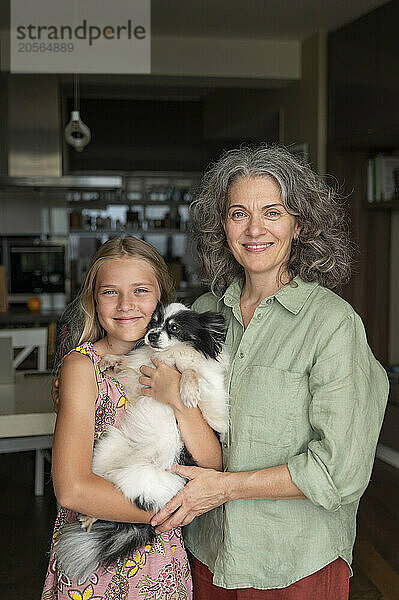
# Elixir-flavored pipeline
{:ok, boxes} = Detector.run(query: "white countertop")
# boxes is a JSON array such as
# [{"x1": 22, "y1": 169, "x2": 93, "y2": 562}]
[{"x1": 0, "y1": 371, "x2": 55, "y2": 438}]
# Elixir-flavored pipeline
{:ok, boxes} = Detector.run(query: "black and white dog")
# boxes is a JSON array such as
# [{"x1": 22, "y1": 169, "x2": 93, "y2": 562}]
[{"x1": 55, "y1": 302, "x2": 229, "y2": 581}]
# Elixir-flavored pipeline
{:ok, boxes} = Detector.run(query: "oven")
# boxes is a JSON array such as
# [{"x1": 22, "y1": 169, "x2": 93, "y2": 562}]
[{"x1": 4, "y1": 237, "x2": 67, "y2": 309}]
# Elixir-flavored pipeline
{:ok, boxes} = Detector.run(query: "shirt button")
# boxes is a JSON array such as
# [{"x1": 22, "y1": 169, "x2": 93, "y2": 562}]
[
  {"x1": 266, "y1": 298, "x2": 273, "y2": 305},
  {"x1": 256, "y1": 313, "x2": 262, "y2": 320},
  {"x1": 223, "y1": 442, "x2": 228, "y2": 449},
  {"x1": 238, "y1": 351, "x2": 244, "y2": 359}
]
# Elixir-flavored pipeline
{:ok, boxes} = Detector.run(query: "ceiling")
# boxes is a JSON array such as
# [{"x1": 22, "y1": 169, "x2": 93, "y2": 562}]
[
  {"x1": 151, "y1": 0, "x2": 389, "y2": 40},
  {"x1": 0, "y1": 0, "x2": 391, "y2": 41},
  {"x1": 60, "y1": 0, "x2": 389, "y2": 97},
  {"x1": 0, "y1": 0, "x2": 391, "y2": 99}
]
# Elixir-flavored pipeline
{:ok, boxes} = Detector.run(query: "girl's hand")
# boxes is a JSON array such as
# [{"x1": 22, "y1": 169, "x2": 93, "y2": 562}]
[
  {"x1": 139, "y1": 358, "x2": 183, "y2": 411},
  {"x1": 52, "y1": 378, "x2": 60, "y2": 413},
  {"x1": 141, "y1": 360, "x2": 223, "y2": 471},
  {"x1": 150, "y1": 464, "x2": 229, "y2": 532}
]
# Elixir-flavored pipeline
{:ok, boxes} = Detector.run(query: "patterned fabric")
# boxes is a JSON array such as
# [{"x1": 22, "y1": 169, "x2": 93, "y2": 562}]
[{"x1": 42, "y1": 342, "x2": 192, "y2": 600}]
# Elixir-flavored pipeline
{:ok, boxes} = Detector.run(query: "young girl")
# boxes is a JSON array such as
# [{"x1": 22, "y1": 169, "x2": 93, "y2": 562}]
[{"x1": 42, "y1": 237, "x2": 222, "y2": 600}]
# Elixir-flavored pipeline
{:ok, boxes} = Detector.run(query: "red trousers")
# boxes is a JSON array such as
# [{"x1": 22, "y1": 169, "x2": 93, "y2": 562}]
[{"x1": 189, "y1": 554, "x2": 349, "y2": 600}]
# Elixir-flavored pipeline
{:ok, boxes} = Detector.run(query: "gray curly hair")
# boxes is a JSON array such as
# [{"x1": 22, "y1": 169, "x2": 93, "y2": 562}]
[{"x1": 190, "y1": 144, "x2": 352, "y2": 295}]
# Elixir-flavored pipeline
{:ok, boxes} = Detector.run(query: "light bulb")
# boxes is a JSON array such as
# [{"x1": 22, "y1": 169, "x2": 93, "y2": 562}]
[{"x1": 64, "y1": 110, "x2": 91, "y2": 152}]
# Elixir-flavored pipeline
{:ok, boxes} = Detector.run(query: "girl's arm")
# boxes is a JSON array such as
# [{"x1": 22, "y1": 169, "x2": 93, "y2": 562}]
[
  {"x1": 52, "y1": 351, "x2": 155, "y2": 523},
  {"x1": 139, "y1": 359, "x2": 223, "y2": 471}
]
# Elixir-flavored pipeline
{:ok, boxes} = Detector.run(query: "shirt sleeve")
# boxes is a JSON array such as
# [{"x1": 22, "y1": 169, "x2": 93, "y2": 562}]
[
  {"x1": 287, "y1": 312, "x2": 389, "y2": 512},
  {"x1": 191, "y1": 292, "x2": 217, "y2": 313}
]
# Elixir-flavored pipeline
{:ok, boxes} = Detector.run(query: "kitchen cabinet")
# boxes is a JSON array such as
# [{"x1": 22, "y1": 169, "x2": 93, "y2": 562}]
[
  {"x1": 0, "y1": 193, "x2": 43, "y2": 235},
  {"x1": 327, "y1": 1, "x2": 399, "y2": 365},
  {"x1": 0, "y1": 192, "x2": 68, "y2": 235},
  {"x1": 329, "y1": 1, "x2": 399, "y2": 146}
]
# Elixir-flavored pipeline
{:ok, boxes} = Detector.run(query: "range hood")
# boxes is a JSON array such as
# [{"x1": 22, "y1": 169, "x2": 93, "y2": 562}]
[{"x1": 0, "y1": 75, "x2": 122, "y2": 191}]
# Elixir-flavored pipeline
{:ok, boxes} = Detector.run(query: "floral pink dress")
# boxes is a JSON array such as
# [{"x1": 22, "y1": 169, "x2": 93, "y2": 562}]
[{"x1": 42, "y1": 342, "x2": 192, "y2": 600}]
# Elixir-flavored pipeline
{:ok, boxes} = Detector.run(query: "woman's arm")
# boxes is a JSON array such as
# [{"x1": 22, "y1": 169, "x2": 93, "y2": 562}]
[
  {"x1": 150, "y1": 463, "x2": 304, "y2": 532},
  {"x1": 52, "y1": 352, "x2": 154, "y2": 523},
  {"x1": 139, "y1": 358, "x2": 223, "y2": 471},
  {"x1": 152, "y1": 313, "x2": 390, "y2": 533}
]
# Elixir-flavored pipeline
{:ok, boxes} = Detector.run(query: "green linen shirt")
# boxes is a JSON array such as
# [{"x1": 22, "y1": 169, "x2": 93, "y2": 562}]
[{"x1": 183, "y1": 276, "x2": 389, "y2": 590}]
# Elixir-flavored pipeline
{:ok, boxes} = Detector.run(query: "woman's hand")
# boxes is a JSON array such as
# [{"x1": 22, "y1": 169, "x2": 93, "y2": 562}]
[
  {"x1": 139, "y1": 358, "x2": 183, "y2": 411},
  {"x1": 150, "y1": 464, "x2": 230, "y2": 533},
  {"x1": 52, "y1": 378, "x2": 60, "y2": 413}
]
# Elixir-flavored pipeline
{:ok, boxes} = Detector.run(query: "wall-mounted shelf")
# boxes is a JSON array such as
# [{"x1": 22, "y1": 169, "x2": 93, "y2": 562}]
[
  {"x1": 69, "y1": 229, "x2": 188, "y2": 237},
  {"x1": 0, "y1": 175, "x2": 122, "y2": 190},
  {"x1": 68, "y1": 199, "x2": 192, "y2": 208},
  {"x1": 366, "y1": 201, "x2": 399, "y2": 211}
]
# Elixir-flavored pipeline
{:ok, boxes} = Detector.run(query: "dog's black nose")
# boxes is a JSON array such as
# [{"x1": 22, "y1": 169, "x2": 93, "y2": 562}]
[{"x1": 147, "y1": 332, "x2": 159, "y2": 344}]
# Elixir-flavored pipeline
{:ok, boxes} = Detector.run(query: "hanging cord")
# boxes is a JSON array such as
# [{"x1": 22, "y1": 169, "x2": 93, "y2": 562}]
[
  {"x1": 72, "y1": 0, "x2": 79, "y2": 113},
  {"x1": 73, "y1": 73, "x2": 80, "y2": 112}
]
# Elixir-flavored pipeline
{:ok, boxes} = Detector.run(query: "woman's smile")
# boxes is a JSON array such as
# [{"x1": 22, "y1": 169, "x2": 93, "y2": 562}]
[{"x1": 241, "y1": 242, "x2": 275, "y2": 252}]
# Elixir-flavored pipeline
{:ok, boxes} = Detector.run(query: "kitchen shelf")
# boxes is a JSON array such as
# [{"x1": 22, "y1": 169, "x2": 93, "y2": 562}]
[
  {"x1": 68, "y1": 199, "x2": 192, "y2": 208},
  {"x1": 0, "y1": 175, "x2": 122, "y2": 190},
  {"x1": 365, "y1": 200, "x2": 399, "y2": 210},
  {"x1": 69, "y1": 229, "x2": 189, "y2": 236}
]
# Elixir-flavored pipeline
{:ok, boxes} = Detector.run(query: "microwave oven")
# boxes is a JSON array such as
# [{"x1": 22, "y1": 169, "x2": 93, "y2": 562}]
[{"x1": 5, "y1": 237, "x2": 67, "y2": 308}]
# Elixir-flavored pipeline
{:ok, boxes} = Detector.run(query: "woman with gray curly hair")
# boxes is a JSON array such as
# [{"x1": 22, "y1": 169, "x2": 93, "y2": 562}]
[{"x1": 150, "y1": 145, "x2": 388, "y2": 599}]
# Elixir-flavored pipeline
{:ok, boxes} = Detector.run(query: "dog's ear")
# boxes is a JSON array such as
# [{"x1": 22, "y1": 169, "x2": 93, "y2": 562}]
[
  {"x1": 147, "y1": 302, "x2": 164, "y2": 329},
  {"x1": 154, "y1": 301, "x2": 164, "y2": 320},
  {"x1": 197, "y1": 311, "x2": 226, "y2": 359},
  {"x1": 134, "y1": 337, "x2": 145, "y2": 349}
]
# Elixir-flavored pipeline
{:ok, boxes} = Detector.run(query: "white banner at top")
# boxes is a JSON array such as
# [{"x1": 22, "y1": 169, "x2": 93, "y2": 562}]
[{"x1": 10, "y1": 0, "x2": 151, "y2": 73}]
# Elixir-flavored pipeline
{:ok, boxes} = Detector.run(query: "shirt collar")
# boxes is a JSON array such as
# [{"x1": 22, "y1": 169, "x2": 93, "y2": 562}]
[
  {"x1": 221, "y1": 279, "x2": 243, "y2": 308},
  {"x1": 274, "y1": 276, "x2": 319, "y2": 314},
  {"x1": 222, "y1": 276, "x2": 319, "y2": 315}
]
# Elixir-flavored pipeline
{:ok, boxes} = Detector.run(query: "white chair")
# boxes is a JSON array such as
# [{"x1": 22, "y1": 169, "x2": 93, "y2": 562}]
[
  {"x1": 0, "y1": 327, "x2": 48, "y2": 371},
  {"x1": 0, "y1": 327, "x2": 50, "y2": 495}
]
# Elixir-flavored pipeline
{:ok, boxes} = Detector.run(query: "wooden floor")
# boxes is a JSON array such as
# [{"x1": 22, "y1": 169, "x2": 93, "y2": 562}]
[{"x1": 0, "y1": 453, "x2": 398, "y2": 600}]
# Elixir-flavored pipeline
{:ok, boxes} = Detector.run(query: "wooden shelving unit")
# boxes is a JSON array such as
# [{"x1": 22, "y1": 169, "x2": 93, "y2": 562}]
[
  {"x1": 366, "y1": 200, "x2": 399, "y2": 211},
  {"x1": 328, "y1": 1, "x2": 399, "y2": 365}
]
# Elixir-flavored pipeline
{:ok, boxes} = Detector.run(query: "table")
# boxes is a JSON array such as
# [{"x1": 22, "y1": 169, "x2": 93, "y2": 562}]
[{"x1": 0, "y1": 371, "x2": 55, "y2": 495}]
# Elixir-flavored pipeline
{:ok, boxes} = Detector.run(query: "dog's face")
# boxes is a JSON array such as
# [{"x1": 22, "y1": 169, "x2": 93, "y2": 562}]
[{"x1": 143, "y1": 302, "x2": 225, "y2": 360}]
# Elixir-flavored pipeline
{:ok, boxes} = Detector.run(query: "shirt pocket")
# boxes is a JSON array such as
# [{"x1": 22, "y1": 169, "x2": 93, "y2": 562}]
[{"x1": 231, "y1": 365, "x2": 302, "y2": 450}]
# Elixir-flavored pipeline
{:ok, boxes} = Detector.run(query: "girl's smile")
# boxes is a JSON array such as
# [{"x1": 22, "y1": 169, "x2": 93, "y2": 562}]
[{"x1": 113, "y1": 316, "x2": 142, "y2": 323}]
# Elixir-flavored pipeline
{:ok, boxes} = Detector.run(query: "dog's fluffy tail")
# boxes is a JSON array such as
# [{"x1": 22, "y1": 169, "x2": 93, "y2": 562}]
[{"x1": 55, "y1": 520, "x2": 156, "y2": 582}]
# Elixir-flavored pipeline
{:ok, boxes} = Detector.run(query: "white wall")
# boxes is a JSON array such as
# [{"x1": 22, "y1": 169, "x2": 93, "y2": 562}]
[
  {"x1": 144, "y1": 35, "x2": 300, "y2": 81},
  {"x1": 279, "y1": 30, "x2": 327, "y2": 173}
]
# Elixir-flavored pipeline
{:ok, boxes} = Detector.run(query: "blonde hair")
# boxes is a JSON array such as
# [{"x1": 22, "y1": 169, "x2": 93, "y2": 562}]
[{"x1": 55, "y1": 237, "x2": 173, "y2": 370}]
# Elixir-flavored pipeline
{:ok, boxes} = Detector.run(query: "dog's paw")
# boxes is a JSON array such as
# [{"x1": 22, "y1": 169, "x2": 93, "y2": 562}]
[
  {"x1": 99, "y1": 355, "x2": 128, "y2": 375},
  {"x1": 179, "y1": 369, "x2": 200, "y2": 408},
  {"x1": 77, "y1": 514, "x2": 97, "y2": 533},
  {"x1": 127, "y1": 471, "x2": 186, "y2": 512},
  {"x1": 98, "y1": 354, "x2": 118, "y2": 372},
  {"x1": 134, "y1": 496, "x2": 158, "y2": 512}
]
